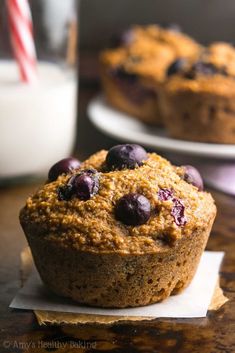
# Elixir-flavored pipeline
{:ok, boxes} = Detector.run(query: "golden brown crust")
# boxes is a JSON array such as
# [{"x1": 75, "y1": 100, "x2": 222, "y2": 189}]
[
  {"x1": 100, "y1": 42, "x2": 175, "y2": 82},
  {"x1": 139, "y1": 25, "x2": 201, "y2": 60},
  {"x1": 205, "y1": 42, "x2": 235, "y2": 76},
  {"x1": 100, "y1": 25, "x2": 201, "y2": 80},
  {"x1": 20, "y1": 151, "x2": 216, "y2": 255}
]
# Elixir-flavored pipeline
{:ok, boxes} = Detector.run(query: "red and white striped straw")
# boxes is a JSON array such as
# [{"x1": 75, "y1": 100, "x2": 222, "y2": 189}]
[{"x1": 6, "y1": 0, "x2": 38, "y2": 83}]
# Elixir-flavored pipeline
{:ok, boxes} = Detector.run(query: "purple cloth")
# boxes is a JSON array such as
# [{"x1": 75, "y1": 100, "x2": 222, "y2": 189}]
[
  {"x1": 165, "y1": 153, "x2": 235, "y2": 196},
  {"x1": 200, "y1": 163, "x2": 235, "y2": 196}
]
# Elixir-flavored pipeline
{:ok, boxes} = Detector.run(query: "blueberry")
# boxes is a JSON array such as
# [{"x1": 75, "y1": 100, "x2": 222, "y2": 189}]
[
  {"x1": 110, "y1": 66, "x2": 138, "y2": 84},
  {"x1": 106, "y1": 144, "x2": 148, "y2": 171},
  {"x1": 48, "y1": 157, "x2": 81, "y2": 182},
  {"x1": 158, "y1": 188, "x2": 174, "y2": 201},
  {"x1": 171, "y1": 198, "x2": 187, "y2": 226},
  {"x1": 115, "y1": 193, "x2": 151, "y2": 226},
  {"x1": 184, "y1": 61, "x2": 227, "y2": 79},
  {"x1": 158, "y1": 188, "x2": 187, "y2": 226},
  {"x1": 57, "y1": 169, "x2": 99, "y2": 201},
  {"x1": 167, "y1": 58, "x2": 186, "y2": 76},
  {"x1": 72, "y1": 169, "x2": 99, "y2": 200},
  {"x1": 183, "y1": 165, "x2": 204, "y2": 191}
]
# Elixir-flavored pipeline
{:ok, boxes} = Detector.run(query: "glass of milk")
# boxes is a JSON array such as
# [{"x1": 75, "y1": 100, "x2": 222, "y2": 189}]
[
  {"x1": 0, "y1": 0, "x2": 79, "y2": 181},
  {"x1": 0, "y1": 61, "x2": 76, "y2": 179}
]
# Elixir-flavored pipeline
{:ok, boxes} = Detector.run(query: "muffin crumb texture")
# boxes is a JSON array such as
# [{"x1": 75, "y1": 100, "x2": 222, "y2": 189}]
[{"x1": 20, "y1": 150, "x2": 215, "y2": 255}]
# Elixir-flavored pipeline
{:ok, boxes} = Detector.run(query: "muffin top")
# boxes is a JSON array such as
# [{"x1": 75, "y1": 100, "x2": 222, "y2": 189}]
[
  {"x1": 139, "y1": 25, "x2": 201, "y2": 60},
  {"x1": 20, "y1": 145, "x2": 216, "y2": 255},
  {"x1": 100, "y1": 36, "x2": 175, "y2": 82},
  {"x1": 100, "y1": 25, "x2": 201, "y2": 82},
  {"x1": 206, "y1": 42, "x2": 235, "y2": 76},
  {"x1": 164, "y1": 42, "x2": 235, "y2": 96}
]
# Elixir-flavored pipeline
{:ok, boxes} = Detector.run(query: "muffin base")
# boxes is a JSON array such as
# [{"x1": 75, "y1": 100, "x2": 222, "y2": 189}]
[
  {"x1": 162, "y1": 89, "x2": 235, "y2": 144},
  {"x1": 101, "y1": 71, "x2": 162, "y2": 126},
  {"x1": 24, "y1": 221, "x2": 213, "y2": 308}
]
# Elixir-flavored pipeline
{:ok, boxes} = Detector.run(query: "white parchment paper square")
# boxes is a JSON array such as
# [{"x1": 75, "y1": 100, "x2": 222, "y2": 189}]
[{"x1": 10, "y1": 251, "x2": 224, "y2": 318}]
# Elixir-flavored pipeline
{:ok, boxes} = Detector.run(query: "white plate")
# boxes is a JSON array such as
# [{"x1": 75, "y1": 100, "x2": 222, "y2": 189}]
[{"x1": 88, "y1": 95, "x2": 235, "y2": 160}]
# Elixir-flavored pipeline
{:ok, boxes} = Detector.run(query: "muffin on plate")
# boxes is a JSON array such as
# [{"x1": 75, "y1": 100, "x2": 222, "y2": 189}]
[
  {"x1": 161, "y1": 42, "x2": 235, "y2": 143},
  {"x1": 139, "y1": 24, "x2": 200, "y2": 60},
  {"x1": 20, "y1": 144, "x2": 216, "y2": 308},
  {"x1": 100, "y1": 25, "x2": 201, "y2": 126}
]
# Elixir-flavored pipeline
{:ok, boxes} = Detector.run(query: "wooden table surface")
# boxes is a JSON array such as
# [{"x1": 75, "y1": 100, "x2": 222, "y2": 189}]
[{"x1": 0, "y1": 85, "x2": 235, "y2": 353}]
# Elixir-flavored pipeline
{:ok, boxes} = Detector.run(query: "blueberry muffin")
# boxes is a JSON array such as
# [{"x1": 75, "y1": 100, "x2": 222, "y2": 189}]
[
  {"x1": 140, "y1": 24, "x2": 200, "y2": 60},
  {"x1": 161, "y1": 42, "x2": 235, "y2": 143},
  {"x1": 20, "y1": 145, "x2": 216, "y2": 308},
  {"x1": 100, "y1": 25, "x2": 201, "y2": 125}
]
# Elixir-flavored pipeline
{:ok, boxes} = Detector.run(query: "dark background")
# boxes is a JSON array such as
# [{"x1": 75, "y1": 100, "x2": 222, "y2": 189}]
[{"x1": 80, "y1": 0, "x2": 235, "y2": 49}]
